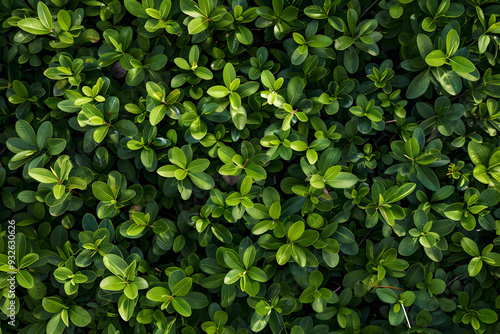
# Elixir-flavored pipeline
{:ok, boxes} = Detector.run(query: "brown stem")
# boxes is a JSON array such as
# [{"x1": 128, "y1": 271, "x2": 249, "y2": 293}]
[
  {"x1": 358, "y1": 228, "x2": 374, "y2": 246},
  {"x1": 373, "y1": 285, "x2": 402, "y2": 290},
  {"x1": 446, "y1": 275, "x2": 462, "y2": 287}
]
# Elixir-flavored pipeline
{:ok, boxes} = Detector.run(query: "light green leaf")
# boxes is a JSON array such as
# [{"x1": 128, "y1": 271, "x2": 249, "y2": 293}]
[
  {"x1": 18, "y1": 18, "x2": 51, "y2": 35},
  {"x1": 172, "y1": 297, "x2": 192, "y2": 317},
  {"x1": 449, "y1": 56, "x2": 475, "y2": 74},
  {"x1": 38, "y1": 2, "x2": 53, "y2": 30},
  {"x1": 29, "y1": 168, "x2": 59, "y2": 184},
  {"x1": 425, "y1": 50, "x2": 447, "y2": 67}
]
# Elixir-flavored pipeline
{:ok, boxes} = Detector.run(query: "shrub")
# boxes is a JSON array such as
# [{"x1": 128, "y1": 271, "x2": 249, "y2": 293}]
[{"x1": 1, "y1": 0, "x2": 500, "y2": 333}]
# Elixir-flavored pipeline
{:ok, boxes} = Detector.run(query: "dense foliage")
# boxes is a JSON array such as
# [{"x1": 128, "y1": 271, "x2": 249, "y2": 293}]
[{"x1": 1, "y1": 0, "x2": 500, "y2": 333}]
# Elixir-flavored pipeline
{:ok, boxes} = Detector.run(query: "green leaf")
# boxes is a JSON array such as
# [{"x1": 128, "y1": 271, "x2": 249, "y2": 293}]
[
  {"x1": 422, "y1": 17, "x2": 436, "y2": 32},
  {"x1": 169, "y1": 147, "x2": 187, "y2": 168},
  {"x1": 308, "y1": 270, "x2": 323, "y2": 289},
  {"x1": 443, "y1": 202, "x2": 464, "y2": 220},
  {"x1": 405, "y1": 137, "x2": 420, "y2": 159},
  {"x1": 92, "y1": 181, "x2": 115, "y2": 202},
  {"x1": 415, "y1": 165, "x2": 440, "y2": 191},
  {"x1": 16, "y1": 120, "x2": 37, "y2": 146},
  {"x1": 399, "y1": 236, "x2": 419, "y2": 256},
  {"x1": 379, "y1": 206, "x2": 395, "y2": 226},
  {"x1": 187, "y1": 159, "x2": 209, "y2": 173},
  {"x1": 82, "y1": 103, "x2": 104, "y2": 123},
  {"x1": 189, "y1": 172, "x2": 214, "y2": 190},
  {"x1": 468, "y1": 142, "x2": 489, "y2": 166},
  {"x1": 428, "y1": 279, "x2": 446, "y2": 295},
  {"x1": 157, "y1": 165, "x2": 178, "y2": 178},
  {"x1": 150, "y1": 105, "x2": 166, "y2": 126},
  {"x1": 325, "y1": 172, "x2": 358, "y2": 188},
  {"x1": 54, "y1": 267, "x2": 72, "y2": 282},
  {"x1": 478, "y1": 34, "x2": 489, "y2": 54},
  {"x1": 468, "y1": 257, "x2": 482, "y2": 277},
  {"x1": 432, "y1": 67, "x2": 462, "y2": 96},
  {"x1": 276, "y1": 244, "x2": 292, "y2": 265},
  {"x1": 172, "y1": 297, "x2": 192, "y2": 316},
  {"x1": 449, "y1": 56, "x2": 475, "y2": 74},
  {"x1": 118, "y1": 294, "x2": 135, "y2": 321},
  {"x1": 223, "y1": 250, "x2": 243, "y2": 269},
  {"x1": 38, "y1": 2, "x2": 53, "y2": 30},
  {"x1": 18, "y1": 18, "x2": 51, "y2": 35},
  {"x1": 103, "y1": 254, "x2": 128, "y2": 277},
  {"x1": 194, "y1": 67, "x2": 213, "y2": 80},
  {"x1": 223, "y1": 62, "x2": 236, "y2": 88},
  {"x1": 207, "y1": 86, "x2": 231, "y2": 97},
  {"x1": 100, "y1": 276, "x2": 127, "y2": 291},
  {"x1": 388, "y1": 183, "x2": 416, "y2": 203},
  {"x1": 407, "y1": 69, "x2": 431, "y2": 99},
  {"x1": 29, "y1": 168, "x2": 59, "y2": 184},
  {"x1": 188, "y1": 17, "x2": 209, "y2": 34},
  {"x1": 17, "y1": 270, "x2": 34, "y2": 288},
  {"x1": 47, "y1": 138, "x2": 67, "y2": 155},
  {"x1": 376, "y1": 288, "x2": 399, "y2": 304},
  {"x1": 335, "y1": 36, "x2": 354, "y2": 50},
  {"x1": 190, "y1": 117, "x2": 207, "y2": 140},
  {"x1": 235, "y1": 25, "x2": 253, "y2": 45},
  {"x1": 460, "y1": 237, "x2": 480, "y2": 257},
  {"x1": 114, "y1": 120, "x2": 138, "y2": 137},
  {"x1": 124, "y1": 0, "x2": 149, "y2": 18},
  {"x1": 305, "y1": 5, "x2": 327, "y2": 19},
  {"x1": 344, "y1": 46, "x2": 359, "y2": 74},
  {"x1": 310, "y1": 174, "x2": 325, "y2": 189},
  {"x1": 146, "y1": 287, "x2": 170, "y2": 302},
  {"x1": 37, "y1": 122, "x2": 53, "y2": 150},
  {"x1": 181, "y1": 0, "x2": 204, "y2": 18},
  {"x1": 477, "y1": 309, "x2": 499, "y2": 324},
  {"x1": 43, "y1": 297, "x2": 66, "y2": 313},
  {"x1": 245, "y1": 165, "x2": 266, "y2": 179},
  {"x1": 389, "y1": 3, "x2": 403, "y2": 18},
  {"x1": 172, "y1": 277, "x2": 192, "y2": 297},
  {"x1": 288, "y1": 221, "x2": 305, "y2": 242},
  {"x1": 291, "y1": 141, "x2": 307, "y2": 151},
  {"x1": 93, "y1": 125, "x2": 110, "y2": 143},
  {"x1": 242, "y1": 246, "x2": 256, "y2": 269},
  {"x1": 247, "y1": 267, "x2": 268, "y2": 282},
  {"x1": 45, "y1": 312, "x2": 65, "y2": 334},
  {"x1": 224, "y1": 268, "x2": 244, "y2": 284},
  {"x1": 69, "y1": 305, "x2": 91, "y2": 327},
  {"x1": 417, "y1": 34, "x2": 434, "y2": 59},
  {"x1": 308, "y1": 35, "x2": 333, "y2": 48},
  {"x1": 425, "y1": 50, "x2": 446, "y2": 67},
  {"x1": 20, "y1": 253, "x2": 39, "y2": 268}
]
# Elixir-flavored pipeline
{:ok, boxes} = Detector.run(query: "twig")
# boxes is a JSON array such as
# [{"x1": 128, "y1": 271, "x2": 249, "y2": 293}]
[
  {"x1": 446, "y1": 275, "x2": 462, "y2": 287},
  {"x1": 373, "y1": 285, "x2": 403, "y2": 290},
  {"x1": 358, "y1": 228, "x2": 374, "y2": 246},
  {"x1": 402, "y1": 305, "x2": 411, "y2": 328},
  {"x1": 361, "y1": 0, "x2": 380, "y2": 18},
  {"x1": 0, "y1": 146, "x2": 7, "y2": 158},
  {"x1": 449, "y1": 92, "x2": 469, "y2": 101}
]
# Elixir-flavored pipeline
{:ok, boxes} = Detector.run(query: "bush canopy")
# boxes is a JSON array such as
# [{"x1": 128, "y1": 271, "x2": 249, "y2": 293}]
[{"x1": 1, "y1": 0, "x2": 500, "y2": 333}]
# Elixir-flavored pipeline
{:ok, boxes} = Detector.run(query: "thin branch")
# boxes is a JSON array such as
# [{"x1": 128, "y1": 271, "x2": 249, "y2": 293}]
[
  {"x1": 402, "y1": 305, "x2": 412, "y2": 328},
  {"x1": 361, "y1": 0, "x2": 380, "y2": 18},
  {"x1": 446, "y1": 275, "x2": 462, "y2": 287},
  {"x1": 0, "y1": 146, "x2": 7, "y2": 158},
  {"x1": 358, "y1": 228, "x2": 374, "y2": 246}
]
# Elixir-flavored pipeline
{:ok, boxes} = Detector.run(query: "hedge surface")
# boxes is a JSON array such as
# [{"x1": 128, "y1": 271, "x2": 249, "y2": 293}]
[{"x1": 1, "y1": 0, "x2": 500, "y2": 333}]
